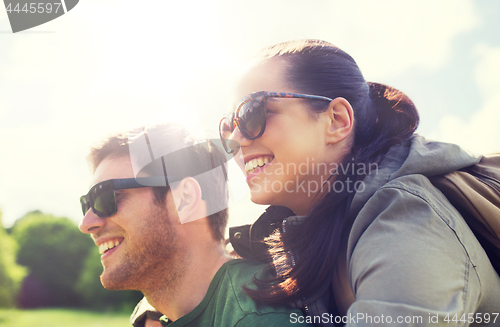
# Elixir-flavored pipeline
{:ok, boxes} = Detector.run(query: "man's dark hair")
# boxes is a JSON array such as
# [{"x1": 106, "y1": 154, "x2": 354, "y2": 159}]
[{"x1": 87, "y1": 123, "x2": 229, "y2": 242}]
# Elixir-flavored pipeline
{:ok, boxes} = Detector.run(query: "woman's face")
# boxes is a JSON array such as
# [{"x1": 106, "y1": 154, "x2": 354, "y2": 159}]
[{"x1": 229, "y1": 58, "x2": 336, "y2": 215}]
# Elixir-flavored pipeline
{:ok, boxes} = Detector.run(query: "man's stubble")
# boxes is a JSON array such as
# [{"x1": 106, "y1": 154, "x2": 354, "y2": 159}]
[{"x1": 100, "y1": 203, "x2": 186, "y2": 294}]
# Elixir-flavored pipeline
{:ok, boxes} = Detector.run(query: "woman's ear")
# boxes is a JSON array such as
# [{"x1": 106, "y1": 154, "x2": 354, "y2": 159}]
[
  {"x1": 324, "y1": 97, "x2": 354, "y2": 145},
  {"x1": 170, "y1": 177, "x2": 205, "y2": 224}
]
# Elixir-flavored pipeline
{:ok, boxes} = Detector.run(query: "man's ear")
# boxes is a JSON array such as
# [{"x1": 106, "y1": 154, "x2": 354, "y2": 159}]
[
  {"x1": 170, "y1": 177, "x2": 204, "y2": 224},
  {"x1": 324, "y1": 97, "x2": 354, "y2": 145}
]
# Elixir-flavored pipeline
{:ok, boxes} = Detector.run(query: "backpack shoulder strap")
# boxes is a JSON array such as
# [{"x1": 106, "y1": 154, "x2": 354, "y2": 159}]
[{"x1": 429, "y1": 153, "x2": 500, "y2": 273}]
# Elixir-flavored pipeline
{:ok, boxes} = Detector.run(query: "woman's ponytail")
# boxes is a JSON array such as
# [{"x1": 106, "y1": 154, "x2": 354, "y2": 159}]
[{"x1": 367, "y1": 82, "x2": 419, "y2": 151}]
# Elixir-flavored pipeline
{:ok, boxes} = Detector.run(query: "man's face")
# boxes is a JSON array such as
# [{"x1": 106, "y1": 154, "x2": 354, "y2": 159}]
[{"x1": 78, "y1": 155, "x2": 185, "y2": 291}]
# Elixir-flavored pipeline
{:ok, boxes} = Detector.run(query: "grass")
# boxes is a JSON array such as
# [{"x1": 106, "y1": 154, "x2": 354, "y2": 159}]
[{"x1": 0, "y1": 308, "x2": 131, "y2": 327}]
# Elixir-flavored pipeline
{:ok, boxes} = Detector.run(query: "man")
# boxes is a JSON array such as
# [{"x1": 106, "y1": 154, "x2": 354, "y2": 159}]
[{"x1": 78, "y1": 123, "x2": 309, "y2": 326}]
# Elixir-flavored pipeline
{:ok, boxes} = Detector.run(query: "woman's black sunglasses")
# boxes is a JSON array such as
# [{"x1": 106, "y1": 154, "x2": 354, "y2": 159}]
[
  {"x1": 219, "y1": 91, "x2": 333, "y2": 154},
  {"x1": 80, "y1": 177, "x2": 171, "y2": 218}
]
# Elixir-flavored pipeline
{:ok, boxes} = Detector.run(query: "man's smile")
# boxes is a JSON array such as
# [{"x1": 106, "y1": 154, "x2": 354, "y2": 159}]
[{"x1": 96, "y1": 237, "x2": 124, "y2": 255}]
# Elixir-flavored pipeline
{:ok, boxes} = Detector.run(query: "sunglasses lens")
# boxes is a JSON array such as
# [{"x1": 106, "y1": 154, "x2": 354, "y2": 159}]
[
  {"x1": 93, "y1": 189, "x2": 116, "y2": 218},
  {"x1": 80, "y1": 196, "x2": 90, "y2": 215},
  {"x1": 219, "y1": 117, "x2": 233, "y2": 140},
  {"x1": 237, "y1": 100, "x2": 265, "y2": 138},
  {"x1": 87, "y1": 182, "x2": 117, "y2": 218},
  {"x1": 219, "y1": 117, "x2": 235, "y2": 154}
]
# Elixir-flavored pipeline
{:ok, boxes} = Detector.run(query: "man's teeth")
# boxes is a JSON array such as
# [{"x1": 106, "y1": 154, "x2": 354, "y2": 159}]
[
  {"x1": 98, "y1": 240, "x2": 121, "y2": 255},
  {"x1": 245, "y1": 156, "x2": 274, "y2": 175}
]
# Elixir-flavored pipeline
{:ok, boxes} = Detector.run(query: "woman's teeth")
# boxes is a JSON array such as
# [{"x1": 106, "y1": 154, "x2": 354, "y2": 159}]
[{"x1": 245, "y1": 156, "x2": 274, "y2": 175}]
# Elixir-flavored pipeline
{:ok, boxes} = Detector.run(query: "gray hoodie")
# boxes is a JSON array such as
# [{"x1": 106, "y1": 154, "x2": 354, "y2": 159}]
[{"x1": 343, "y1": 135, "x2": 500, "y2": 326}]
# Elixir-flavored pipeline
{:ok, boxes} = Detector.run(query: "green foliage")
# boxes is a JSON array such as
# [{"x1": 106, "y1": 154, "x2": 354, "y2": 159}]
[
  {"x1": 0, "y1": 209, "x2": 27, "y2": 307},
  {"x1": 11, "y1": 212, "x2": 94, "y2": 307},
  {"x1": 75, "y1": 246, "x2": 142, "y2": 310},
  {"x1": 0, "y1": 308, "x2": 131, "y2": 327}
]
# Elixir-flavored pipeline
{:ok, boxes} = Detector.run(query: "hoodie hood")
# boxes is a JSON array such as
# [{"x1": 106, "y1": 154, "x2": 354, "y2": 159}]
[{"x1": 348, "y1": 135, "x2": 481, "y2": 222}]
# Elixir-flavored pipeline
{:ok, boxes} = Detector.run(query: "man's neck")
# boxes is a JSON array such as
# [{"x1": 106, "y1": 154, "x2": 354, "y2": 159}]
[{"x1": 144, "y1": 245, "x2": 232, "y2": 322}]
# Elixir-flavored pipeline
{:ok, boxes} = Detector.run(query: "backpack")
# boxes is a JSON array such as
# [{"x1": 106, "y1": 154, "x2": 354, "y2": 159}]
[{"x1": 429, "y1": 153, "x2": 500, "y2": 274}]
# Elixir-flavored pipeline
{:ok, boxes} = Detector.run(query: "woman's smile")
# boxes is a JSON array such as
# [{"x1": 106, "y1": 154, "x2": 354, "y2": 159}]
[{"x1": 244, "y1": 155, "x2": 274, "y2": 176}]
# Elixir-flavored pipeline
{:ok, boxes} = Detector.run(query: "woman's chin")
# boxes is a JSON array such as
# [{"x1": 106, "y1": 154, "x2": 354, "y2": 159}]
[{"x1": 249, "y1": 189, "x2": 274, "y2": 206}]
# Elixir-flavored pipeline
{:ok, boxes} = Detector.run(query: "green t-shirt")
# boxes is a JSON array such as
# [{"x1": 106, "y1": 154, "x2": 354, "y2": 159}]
[{"x1": 159, "y1": 259, "x2": 311, "y2": 326}]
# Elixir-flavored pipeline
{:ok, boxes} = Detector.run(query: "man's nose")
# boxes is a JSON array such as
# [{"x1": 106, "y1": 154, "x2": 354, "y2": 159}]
[{"x1": 78, "y1": 209, "x2": 105, "y2": 234}]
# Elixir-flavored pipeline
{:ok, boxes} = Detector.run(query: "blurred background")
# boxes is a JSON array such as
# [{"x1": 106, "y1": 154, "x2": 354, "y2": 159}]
[{"x1": 0, "y1": 0, "x2": 499, "y2": 324}]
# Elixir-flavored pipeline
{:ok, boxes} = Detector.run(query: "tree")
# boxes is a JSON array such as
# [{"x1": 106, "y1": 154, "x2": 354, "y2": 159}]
[
  {"x1": 0, "y1": 209, "x2": 26, "y2": 307},
  {"x1": 12, "y1": 212, "x2": 93, "y2": 307}
]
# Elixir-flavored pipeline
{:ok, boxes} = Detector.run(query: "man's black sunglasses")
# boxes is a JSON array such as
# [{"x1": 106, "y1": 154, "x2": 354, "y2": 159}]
[
  {"x1": 80, "y1": 177, "x2": 171, "y2": 218},
  {"x1": 80, "y1": 139, "x2": 239, "y2": 219}
]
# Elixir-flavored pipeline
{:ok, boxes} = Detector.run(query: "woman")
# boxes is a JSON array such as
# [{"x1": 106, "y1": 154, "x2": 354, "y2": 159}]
[{"x1": 220, "y1": 40, "x2": 500, "y2": 324}]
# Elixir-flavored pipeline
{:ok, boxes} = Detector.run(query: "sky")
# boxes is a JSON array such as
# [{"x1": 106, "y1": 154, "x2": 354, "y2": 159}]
[{"x1": 0, "y1": 0, "x2": 499, "y2": 230}]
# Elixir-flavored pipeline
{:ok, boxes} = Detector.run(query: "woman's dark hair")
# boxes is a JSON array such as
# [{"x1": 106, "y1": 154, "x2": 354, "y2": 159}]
[{"x1": 244, "y1": 40, "x2": 419, "y2": 303}]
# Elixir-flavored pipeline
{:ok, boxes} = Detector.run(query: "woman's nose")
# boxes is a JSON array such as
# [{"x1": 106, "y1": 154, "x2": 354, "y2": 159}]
[{"x1": 229, "y1": 126, "x2": 252, "y2": 148}]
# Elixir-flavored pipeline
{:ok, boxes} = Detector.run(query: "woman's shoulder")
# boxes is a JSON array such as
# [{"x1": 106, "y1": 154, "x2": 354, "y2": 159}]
[
  {"x1": 352, "y1": 173, "x2": 458, "y2": 225},
  {"x1": 346, "y1": 173, "x2": 500, "y2": 315},
  {"x1": 349, "y1": 173, "x2": 478, "y2": 252}
]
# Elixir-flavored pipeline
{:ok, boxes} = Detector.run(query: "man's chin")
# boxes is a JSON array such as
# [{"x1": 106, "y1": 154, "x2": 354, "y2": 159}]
[{"x1": 100, "y1": 270, "x2": 134, "y2": 291}]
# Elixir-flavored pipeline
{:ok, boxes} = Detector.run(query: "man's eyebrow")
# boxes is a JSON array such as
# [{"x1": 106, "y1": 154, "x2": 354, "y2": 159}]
[{"x1": 114, "y1": 189, "x2": 130, "y2": 197}]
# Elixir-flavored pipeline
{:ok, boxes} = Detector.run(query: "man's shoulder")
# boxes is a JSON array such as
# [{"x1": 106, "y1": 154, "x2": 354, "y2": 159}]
[
  {"x1": 214, "y1": 259, "x2": 304, "y2": 323},
  {"x1": 222, "y1": 259, "x2": 269, "y2": 281},
  {"x1": 133, "y1": 259, "x2": 310, "y2": 327},
  {"x1": 220, "y1": 258, "x2": 273, "y2": 299}
]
